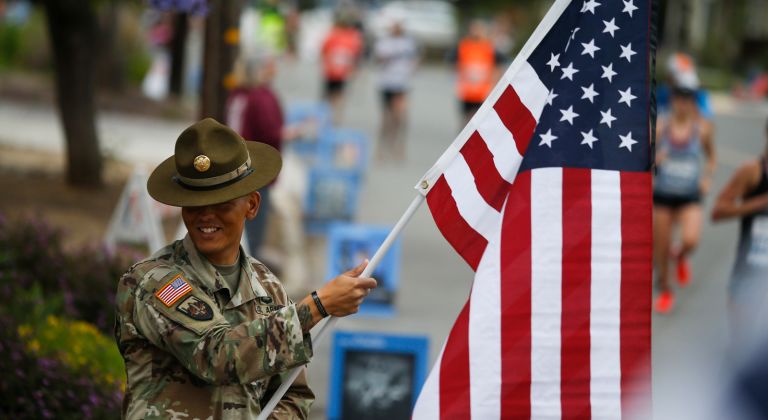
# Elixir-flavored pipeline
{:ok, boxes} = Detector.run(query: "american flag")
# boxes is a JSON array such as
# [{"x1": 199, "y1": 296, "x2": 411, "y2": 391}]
[
  {"x1": 156, "y1": 275, "x2": 193, "y2": 307},
  {"x1": 413, "y1": 0, "x2": 654, "y2": 418}
]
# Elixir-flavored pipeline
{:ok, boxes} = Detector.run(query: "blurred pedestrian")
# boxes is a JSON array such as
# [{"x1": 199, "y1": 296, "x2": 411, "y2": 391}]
[
  {"x1": 712, "y1": 118, "x2": 768, "y2": 346},
  {"x1": 115, "y1": 118, "x2": 378, "y2": 418},
  {"x1": 652, "y1": 84, "x2": 716, "y2": 314},
  {"x1": 226, "y1": 52, "x2": 284, "y2": 261},
  {"x1": 373, "y1": 19, "x2": 419, "y2": 161},
  {"x1": 657, "y1": 52, "x2": 713, "y2": 119},
  {"x1": 449, "y1": 19, "x2": 505, "y2": 126},
  {"x1": 320, "y1": 12, "x2": 363, "y2": 124}
]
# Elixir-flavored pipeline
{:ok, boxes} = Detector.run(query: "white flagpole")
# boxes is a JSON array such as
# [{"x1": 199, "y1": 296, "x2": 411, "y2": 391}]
[{"x1": 256, "y1": 194, "x2": 425, "y2": 420}]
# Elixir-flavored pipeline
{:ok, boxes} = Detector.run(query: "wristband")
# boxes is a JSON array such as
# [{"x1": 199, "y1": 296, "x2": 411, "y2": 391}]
[{"x1": 311, "y1": 291, "x2": 329, "y2": 318}]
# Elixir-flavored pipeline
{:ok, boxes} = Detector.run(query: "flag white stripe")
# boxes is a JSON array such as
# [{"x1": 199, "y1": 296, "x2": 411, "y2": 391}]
[
  {"x1": 412, "y1": 345, "x2": 444, "y2": 420},
  {"x1": 509, "y1": 62, "x2": 549, "y2": 122},
  {"x1": 590, "y1": 170, "x2": 623, "y2": 419},
  {"x1": 475, "y1": 109, "x2": 524, "y2": 184},
  {"x1": 469, "y1": 199, "x2": 504, "y2": 419},
  {"x1": 530, "y1": 168, "x2": 563, "y2": 420},
  {"x1": 159, "y1": 284, "x2": 189, "y2": 299},
  {"x1": 443, "y1": 155, "x2": 501, "y2": 241}
]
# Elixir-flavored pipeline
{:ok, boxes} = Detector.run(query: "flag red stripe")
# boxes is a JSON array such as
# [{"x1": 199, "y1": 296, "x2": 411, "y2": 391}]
[
  {"x1": 460, "y1": 131, "x2": 511, "y2": 212},
  {"x1": 439, "y1": 300, "x2": 472, "y2": 419},
  {"x1": 560, "y1": 169, "x2": 592, "y2": 419},
  {"x1": 493, "y1": 85, "x2": 537, "y2": 155},
  {"x1": 500, "y1": 171, "x2": 532, "y2": 419},
  {"x1": 620, "y1": 172, "x2": 653, "y2": 417},
  {"x1": 426, "y1": 176, "x2": 488, "y2": 271}
]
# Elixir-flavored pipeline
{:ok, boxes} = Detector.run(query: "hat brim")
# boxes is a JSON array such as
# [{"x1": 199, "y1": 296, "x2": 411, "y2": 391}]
[{"x1": 147, "y1": 142, "x2": 281, "y2": 207}]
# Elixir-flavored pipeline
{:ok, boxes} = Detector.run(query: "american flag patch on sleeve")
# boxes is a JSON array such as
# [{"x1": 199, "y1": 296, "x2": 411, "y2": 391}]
[{"x1": 155, "y1": 274, "x2": 193, "y2": 307}]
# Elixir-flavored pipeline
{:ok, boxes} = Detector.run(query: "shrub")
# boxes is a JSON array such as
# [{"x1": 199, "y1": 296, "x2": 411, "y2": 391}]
[
  {"x1": 0, "y1": 215, "x2": 136, "y2": 417},
  {"x1": 0, "y1": 316, "x2": 122, "y2": 419},
  {"x1": 18, "y1": 315, "x2": 126, "y2": 390},
  {"x1": 0, "y1": 213, "x2": 137, "y2": 332}
]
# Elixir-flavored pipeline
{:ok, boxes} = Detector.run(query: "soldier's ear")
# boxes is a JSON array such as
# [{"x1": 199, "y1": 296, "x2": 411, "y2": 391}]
[{"x1": 245, "y1": 192, "x2": 261, "y2": 219}]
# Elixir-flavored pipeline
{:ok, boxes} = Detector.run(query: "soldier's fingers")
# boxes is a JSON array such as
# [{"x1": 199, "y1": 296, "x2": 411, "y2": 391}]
[
  {"x1": 344, "y1": 259, "x2": 369, "y2": 277},
  {"x1": 356, "y1": 277, "x2": 377, "y2": 289}
]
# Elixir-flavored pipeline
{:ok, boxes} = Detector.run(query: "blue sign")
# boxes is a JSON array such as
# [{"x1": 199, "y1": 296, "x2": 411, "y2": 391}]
[
  {"x1": 285, "y1": 102, "x2": 333, "y2": 162},
  {"x1": 318, "y1": 128, "x2": 369, "y2": 173},
  {"x1": 326, "y1": 223, "x2": 401, "y2": 317},
  {"x1": 328, "y1": 331, "x2": 429, "y2": 420},
  {"x1": 304, "y1": 168, "x2": 362, "y2": 234}
]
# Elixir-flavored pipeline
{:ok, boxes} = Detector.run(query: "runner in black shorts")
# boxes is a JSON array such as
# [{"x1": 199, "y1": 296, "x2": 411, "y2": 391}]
[{"x1": 652, "y1": 86, "x2": 716, "y2": 314}]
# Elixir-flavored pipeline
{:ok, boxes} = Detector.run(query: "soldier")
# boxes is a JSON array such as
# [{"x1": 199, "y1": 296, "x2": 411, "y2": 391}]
[{"x1": 114, "y1": 118, "x2": 377, "y2": 418}]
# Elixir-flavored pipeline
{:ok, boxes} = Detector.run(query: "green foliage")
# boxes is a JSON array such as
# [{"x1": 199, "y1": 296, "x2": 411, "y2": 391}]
[
  {"x1": 126, "y1": 47, "x2": 152, "y2": 85},
  {"x1": 0, "y1": 316, "x2": 122, "y2": 419},
  {"x1": 18, "y1": 315, "x2": 126, "y2": 388},
  {"x1": 0, "y1": 214, "x2": 131, "y2": 417}
]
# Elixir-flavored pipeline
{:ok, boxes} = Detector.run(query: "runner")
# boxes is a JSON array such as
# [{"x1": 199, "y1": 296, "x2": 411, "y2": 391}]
[
  {"x1": 320, "y1": 12, "x2": 363, "y2": 124},
  {"x1": 652, "y1": 85, "x2": 716, "y2": 314},
  {"x1": 373, "y1": 18, "x2": 419, "y2": 161},
  {"x1": 712, "y1": 119, "x2": 768, "y2": 346}
]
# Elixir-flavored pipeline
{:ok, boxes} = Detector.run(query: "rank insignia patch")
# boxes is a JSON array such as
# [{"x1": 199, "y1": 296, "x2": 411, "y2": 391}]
[
  {"x1": 176, "y1": 296, "x2": 214, "y2": 321},
  {"x1": 155, "y1": 275, "x2": 192, "y2": 307}
]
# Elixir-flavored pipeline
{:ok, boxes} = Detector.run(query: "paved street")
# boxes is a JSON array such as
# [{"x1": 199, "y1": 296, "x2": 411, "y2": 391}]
[{"x1": 1, "y1": 58, "x2": 767, "y2": 419}]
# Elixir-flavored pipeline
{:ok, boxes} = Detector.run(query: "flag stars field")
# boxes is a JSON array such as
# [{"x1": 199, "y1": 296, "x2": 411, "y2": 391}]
[
  {"x1": 600, "y1": 108, "x2": 617, "y2": 128},
  {"x1": 581, "y1": 84, "x2": 599, "y2": 103},
  {"x1": 547, "y1": 89, "x2": 559, "y2": 106},
  {"x1": 561, "y1": 62, "x2": 579, "y2": 80},
  {"x1": 580, "y1": 129, "x2": 599, "y2": 149},
  {"x1": 547, "y1": 53, "x2": 561, "y2": 71},
  {"x1": 560, "y1": 106, "x2": 579, "y2": 125},
  {"x1": 619, "y1": 131, "x2": 638, "y2": 151},
  {"x1": 603, "y1": 18, "x2": 620, "y2": 37},
  {"x1": 623, "y1": 0, "x2": 638, "y2": 17},
  {"x1": 539, "y1": 129, "x2": 558, "y2": 148},
  {"x1": 581, "y1": 39, "x2": 600, "y2": 58},
  {"x1": 618, "y1": 87, "x2": 637, "y2": 107},
  {"x1": 601, "y1": 63, "x2": 617, "y2": 82},
  {"x1": 620, "y1": 43, "x2": 637, "y2": 62},
  {"x1": 581, "y1": 0, "x2": 601, "y2": 14}
]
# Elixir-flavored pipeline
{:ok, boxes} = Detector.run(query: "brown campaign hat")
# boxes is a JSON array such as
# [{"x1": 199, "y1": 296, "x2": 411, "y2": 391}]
[{"x1": 147, "y1": 118, "x2": 281, "y2": 207}]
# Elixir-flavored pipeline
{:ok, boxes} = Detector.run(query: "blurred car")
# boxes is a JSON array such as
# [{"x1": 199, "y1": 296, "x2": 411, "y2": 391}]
[{"x1": 366, "y1": 0, "x2": 458, "y2": 51}]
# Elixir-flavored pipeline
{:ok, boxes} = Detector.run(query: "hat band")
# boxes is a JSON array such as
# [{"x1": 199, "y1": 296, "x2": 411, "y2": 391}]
[{"x1": 173, "y1": 157, "x2": 252, "y2": 189}]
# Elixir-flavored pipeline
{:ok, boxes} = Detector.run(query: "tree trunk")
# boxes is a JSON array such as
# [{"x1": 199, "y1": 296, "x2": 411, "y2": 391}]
[
  {"x1": 200, "y1": 0, "x2": 243, "y2": 121},
  {"x1": 97, "y1": 0, "x2": 126, "y2": 92},
  {"x1": 169, "y1": 12, "x2": 189, "y2": 98},
  {"x1": 43, "y1": 0, "x2": 103, "y2": 187}
]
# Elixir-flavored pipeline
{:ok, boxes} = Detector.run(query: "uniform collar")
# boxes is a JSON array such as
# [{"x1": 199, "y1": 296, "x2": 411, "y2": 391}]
[{"x1": 181, "y1": 235, "x2": 268, "y2": 308}]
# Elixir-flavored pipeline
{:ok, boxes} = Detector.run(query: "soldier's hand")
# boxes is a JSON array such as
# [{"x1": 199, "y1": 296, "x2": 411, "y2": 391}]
[{"x1": 316, "y1": 260, "x2": 377, "y2": 317}]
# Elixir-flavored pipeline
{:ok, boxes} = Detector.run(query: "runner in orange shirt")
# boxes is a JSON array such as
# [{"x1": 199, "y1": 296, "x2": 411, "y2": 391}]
[
  {"x1": 321, "y1": 13, "x2": 364, "y2": 123},
  {"x1": 450, "y1": 20, "x2": 505, "y2": 125}
]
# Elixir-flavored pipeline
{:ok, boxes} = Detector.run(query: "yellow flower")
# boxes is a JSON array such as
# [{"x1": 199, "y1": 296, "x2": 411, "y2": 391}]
[
  {"x1": 28, "y1": 339, "x2": 40, "y2": 353},
  {"x1": 17, "y1": 325, "x2": 31, "y2": 338}
]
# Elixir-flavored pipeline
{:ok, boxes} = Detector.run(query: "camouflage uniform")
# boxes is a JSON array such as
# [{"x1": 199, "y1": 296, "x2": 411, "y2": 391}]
[{"x1": 115, "y1": 236, "x2": 314, "y2": 419}]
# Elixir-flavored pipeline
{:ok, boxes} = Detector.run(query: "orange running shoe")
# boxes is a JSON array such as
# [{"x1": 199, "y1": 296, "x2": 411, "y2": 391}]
[
  {"x1": 676, "y1": 257, "x2": 691, "y2": 287},
  {"x1": 654, "y1": 291, "x2": 675, "y2": 314}
]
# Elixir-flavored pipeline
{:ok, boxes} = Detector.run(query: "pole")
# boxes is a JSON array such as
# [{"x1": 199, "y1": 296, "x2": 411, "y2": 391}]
[{"x1": 256, "y1": 194, "x2": 426, "y2": 420}]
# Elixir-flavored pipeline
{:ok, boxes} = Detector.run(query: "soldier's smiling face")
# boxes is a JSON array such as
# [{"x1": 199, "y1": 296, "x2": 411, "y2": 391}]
[{"x1": 181, "y1": 192, "x2": 260, "y2": 265}]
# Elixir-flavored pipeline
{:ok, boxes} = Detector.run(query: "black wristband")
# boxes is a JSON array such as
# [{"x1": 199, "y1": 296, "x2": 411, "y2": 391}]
[{"x1": 311, "y1": 291, "x2": 329, "y2": 318}]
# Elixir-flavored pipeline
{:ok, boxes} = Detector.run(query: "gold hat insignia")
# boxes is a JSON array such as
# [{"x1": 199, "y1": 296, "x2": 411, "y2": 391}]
[{"x1": 193, "y1": 155, "x2": 211, "y2": 172}]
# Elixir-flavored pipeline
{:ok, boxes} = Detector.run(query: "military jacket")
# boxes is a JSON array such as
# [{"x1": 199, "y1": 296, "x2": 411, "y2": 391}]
[{"x1": 115, "y1": 236, "x2": 314, "y2": 419}]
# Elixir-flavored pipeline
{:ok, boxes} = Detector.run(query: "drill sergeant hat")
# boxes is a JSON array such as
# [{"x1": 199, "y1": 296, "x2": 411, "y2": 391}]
[{"x1": 147, "y1": 118, "x2": 281, "y2": 207}]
